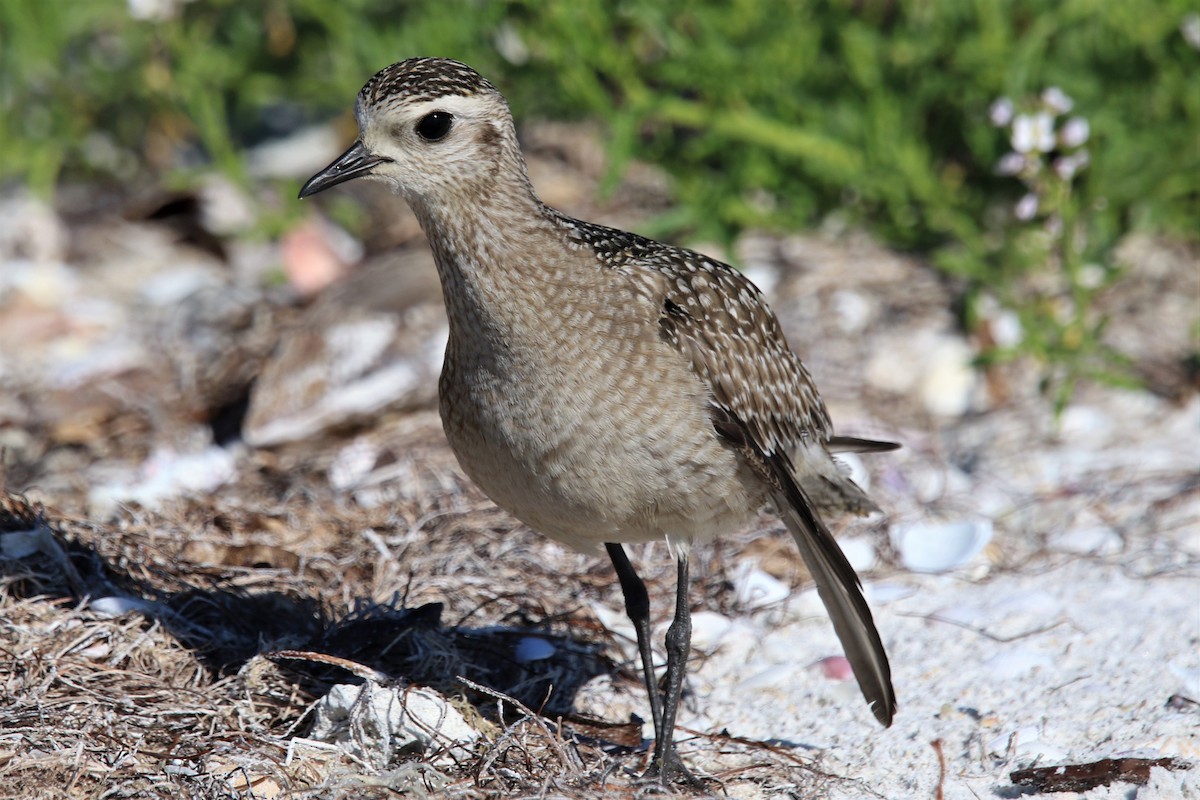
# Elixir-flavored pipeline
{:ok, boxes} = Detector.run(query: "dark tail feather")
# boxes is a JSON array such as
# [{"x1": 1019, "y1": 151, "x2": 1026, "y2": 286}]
[
  {"x1": 828, "y1": 436, "x2": 901, "y2": 454},
  {"x1": 768, "y1": 455, "x2": 896, "y2": 726}
]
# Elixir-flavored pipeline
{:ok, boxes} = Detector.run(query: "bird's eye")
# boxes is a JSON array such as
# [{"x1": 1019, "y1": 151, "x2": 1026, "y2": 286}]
[{"x1": 416, "y1": 111, "x2": 454, "y2": 141}]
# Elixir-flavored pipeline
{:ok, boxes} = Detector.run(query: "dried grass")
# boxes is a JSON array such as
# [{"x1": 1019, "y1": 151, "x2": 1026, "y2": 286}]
[{"x1": 0, "y1": 456, "x2": 841, "y2": 800}]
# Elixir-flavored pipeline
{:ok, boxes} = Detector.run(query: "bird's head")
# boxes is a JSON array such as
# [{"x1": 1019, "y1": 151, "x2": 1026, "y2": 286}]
[{"x1": 299, "y1": 58, "x2": 522, "y2": 204}]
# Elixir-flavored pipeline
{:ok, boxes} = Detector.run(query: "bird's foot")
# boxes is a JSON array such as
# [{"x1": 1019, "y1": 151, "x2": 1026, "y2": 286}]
[{"x1": 643, "y1": 747, "x2": 708, "y2": 791}]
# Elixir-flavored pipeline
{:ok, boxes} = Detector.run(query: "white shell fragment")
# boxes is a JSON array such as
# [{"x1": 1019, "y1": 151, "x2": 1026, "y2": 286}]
[
  {"x1": 308, "y1": 682, "x2": 479, "y2": 769},
  {"x1": 89, "y1": 596, "x2": 159, "y2": 617},
  {"x1": 838, "y1": 536, "x2": 878, "y2": 572},
  {"x1": 688, "y1": 610, "x2": 735, "y2": 653},
  {"x1": 87, "y1": 444, "x2": 237, "y2": 516},
  {"x1": 733, "y1": 563, "x2": 791, "y2": 609},
  {"x1": 890, "y1": 519, "x2": 994, "y2": 573}
]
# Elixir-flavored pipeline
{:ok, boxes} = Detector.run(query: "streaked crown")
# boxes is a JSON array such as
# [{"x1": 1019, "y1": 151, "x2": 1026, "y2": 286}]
[{"x1": 357, "y1": 58, "x2": 498, "y2": 115}]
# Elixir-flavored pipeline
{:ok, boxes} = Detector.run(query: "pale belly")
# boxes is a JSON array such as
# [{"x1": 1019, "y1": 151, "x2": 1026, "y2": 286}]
[{"x1": 438, "y1": 342, "x2": 763, "y2": 553}]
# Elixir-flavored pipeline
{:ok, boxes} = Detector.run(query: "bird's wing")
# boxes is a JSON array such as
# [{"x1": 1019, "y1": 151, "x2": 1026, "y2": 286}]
[
  {"x1": 649, "y1": 253, "x2": 834, "y2": 455},
  {"x1": 604, "y1": 236, "x2": 897, "y2": 726},
  {"x1": 559, "y1": 213, "x2": 833, "y2": 452},
  {"x1": 569, "y1": 222, "x2": 897, "y2": 721}
]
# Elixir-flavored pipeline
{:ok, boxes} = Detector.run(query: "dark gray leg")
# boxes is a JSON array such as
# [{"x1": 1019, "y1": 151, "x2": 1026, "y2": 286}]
[
  {"x1": 606, "y1": 544, "x2": 702, "y2": 785},
  {"x1": 651, "y1": 551, "x2": 697, "y2": 782},
  {"x1": 605, "y1": 543, "x2": 664, "y2": 739}
]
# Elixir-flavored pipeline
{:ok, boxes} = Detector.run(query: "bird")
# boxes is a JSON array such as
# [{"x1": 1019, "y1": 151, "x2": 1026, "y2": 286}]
[{"x1": 299, "y1": 57, "x2": 897, "y2": 783}]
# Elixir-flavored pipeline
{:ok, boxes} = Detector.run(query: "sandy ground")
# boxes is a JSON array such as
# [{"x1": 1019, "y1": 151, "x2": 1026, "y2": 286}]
[
  {"x1": 0, "y1": 124, "x2": 1196, "y2": 798},
  {"x1": 584, "y1": 386, "x2": 1200, "y2": 800},
  {"x1": 677, "y1": 541, "x2": 1199, "y2": 799}
]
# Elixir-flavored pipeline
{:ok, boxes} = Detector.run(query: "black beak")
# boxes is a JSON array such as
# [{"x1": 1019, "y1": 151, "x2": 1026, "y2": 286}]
[{"x1": 298, "y1": 140, "x2": 392, "y2": 198}]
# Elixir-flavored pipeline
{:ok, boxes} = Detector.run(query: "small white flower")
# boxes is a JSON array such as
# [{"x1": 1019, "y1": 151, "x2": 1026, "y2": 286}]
[
  {"x1": 1015, "y1": 193, "x2": 1039, "y2": 220},
  {"x1": 1012, "y1": 112, "x2": 1056, "y2": 154},
  {"x1": 989, "y1": 97, "x2": 1014, "y2": 127},
  {"x1": 995, "y1": 152, "x2": 1026, "y2": 176},
  {"x1": 1182, "y1": 13, "x2": 1200, "y2": 51},
  {"x1": 1054, "y1": 155, "x2": 1081, "y2": 180},
  {"x1": 1041, "y1": 87, "x2": 1074, "y2": 115},
  {"x1": 128, "y1": 0, "x2": 191, "y2": 21},
  {"x1": 1052, "y1": 150, "x2": 1089, "y2": 180},
  {"x1": 1059, "y1": 117, "x2": 1090, "y2": 148},
  {"x1": 1011, "y1": 115, "x2": 1035, "y2": 153}
]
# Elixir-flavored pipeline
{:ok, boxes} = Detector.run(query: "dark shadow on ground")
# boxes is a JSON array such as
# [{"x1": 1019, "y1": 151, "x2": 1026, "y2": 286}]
[{"x1": 0, "y1": 493, "x2": 613, "y2": 722}]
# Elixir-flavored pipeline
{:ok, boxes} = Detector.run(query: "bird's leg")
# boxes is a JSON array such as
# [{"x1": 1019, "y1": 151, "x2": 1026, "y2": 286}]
[
  {"x1": 607, "y1": 544, "x2": 700, "y2": 785},
  {"x1": 652, "y1": 551, "x2": 700, "y2": 784},
  {"x1": 606, "y1": 543, "x2": 664, "y2": 739}
]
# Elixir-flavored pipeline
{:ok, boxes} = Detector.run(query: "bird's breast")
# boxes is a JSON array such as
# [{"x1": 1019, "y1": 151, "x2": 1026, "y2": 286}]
[{"x1": 436, "y1": 275, "x2": 761, "y2": 551}]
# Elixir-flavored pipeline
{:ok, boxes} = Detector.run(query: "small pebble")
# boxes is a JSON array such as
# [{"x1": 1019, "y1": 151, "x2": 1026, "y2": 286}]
[
  {"x1": 831, "y1": 289, "x2": 872, "y2": 333},
  {"x1": 514, "y1": 636, "x2": 556, "y2": 663},
  {"x1": 918, "y1": 336, "x2": 978, "y2": 417}
]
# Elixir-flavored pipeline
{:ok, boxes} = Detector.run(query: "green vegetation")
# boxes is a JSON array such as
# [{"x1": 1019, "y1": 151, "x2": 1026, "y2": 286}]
[{"x1": 1, "y1": 0, "x2": 1196, "y2": 402}]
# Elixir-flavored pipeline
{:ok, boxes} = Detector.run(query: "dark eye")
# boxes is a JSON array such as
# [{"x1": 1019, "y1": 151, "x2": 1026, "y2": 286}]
[{"x1": 416, "y1": 111, "x2": 453, "y2": 141}]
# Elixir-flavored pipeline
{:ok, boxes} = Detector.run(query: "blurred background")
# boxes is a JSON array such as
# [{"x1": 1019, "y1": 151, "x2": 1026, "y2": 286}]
[
  {"x1": 1, "y1": 3, "x2": 1199, "y2": 797},
  {"x1": 2, "y1": 0, "x2": 1197, "y2": 407}
]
